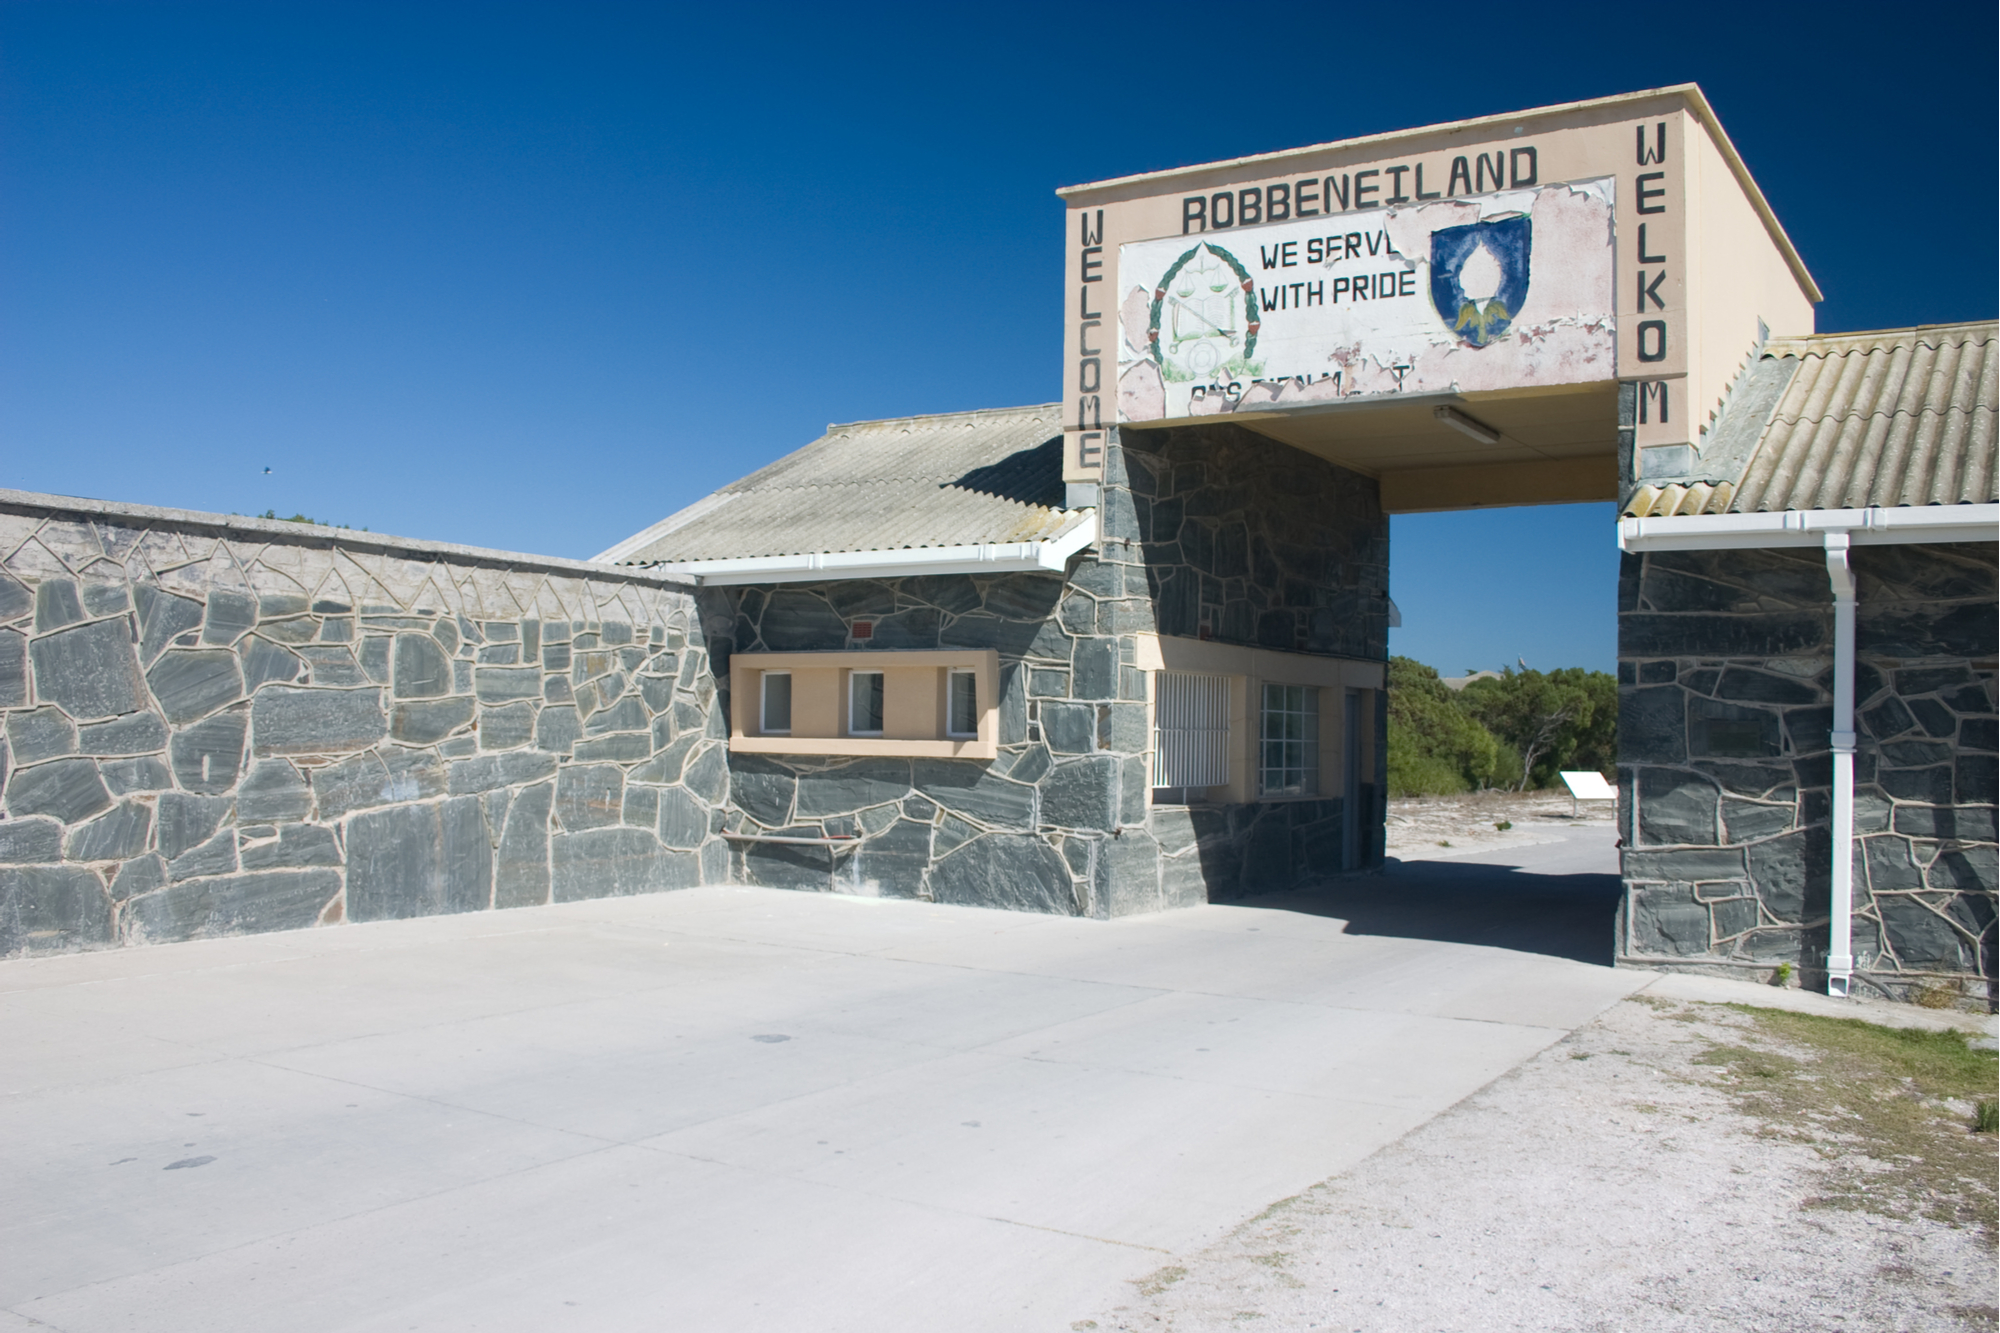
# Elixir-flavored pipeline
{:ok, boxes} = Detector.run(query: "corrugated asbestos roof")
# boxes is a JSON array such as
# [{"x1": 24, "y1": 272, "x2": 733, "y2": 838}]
[
  {"x1": 604, "y1": 404, "x2": 1076, "y2": 563},
  {"x1": 1623, "y1": 321, "x2": 1998, "y2": 519}
]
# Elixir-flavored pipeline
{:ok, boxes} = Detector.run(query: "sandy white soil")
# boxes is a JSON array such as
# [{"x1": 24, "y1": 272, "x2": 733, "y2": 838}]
[
  {"x1": 1081, "y1": 994, "x2": 1997, "y2": 1333},
  {"x1": 1385, "y1": 790, "x2": 1617, "y2": 861}
]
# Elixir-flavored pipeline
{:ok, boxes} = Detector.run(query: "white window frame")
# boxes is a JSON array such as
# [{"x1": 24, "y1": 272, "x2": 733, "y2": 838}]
[
  {"x1": 1153, "y1": 671, "x2": 1231, "y2": 792},
  {"x1": 946, "y1": 668, "x2": 979, "y2": 738},
  {"x1": 848, "y1": 669, "x2": 884, "y2": 737},
  {"x1": 1259, "y1": 683, "x2": 1320, "y2": 797},
  {"x1": 759, "y1": 670, "x2": 792, "y2": 735}
]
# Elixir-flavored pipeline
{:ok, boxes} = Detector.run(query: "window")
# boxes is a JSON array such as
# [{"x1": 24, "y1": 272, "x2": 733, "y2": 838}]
[
  {"x1": 1154, "y1": 672, "x2": 1230, "y2": 790},
  {"x1": 759, "y1": 671, "x2": 792, "y2": 735},
  {"x1": 947, "y1": 669, "x2": 978, "y2": 737},
  {"x1": 848, "y1": 670, "x2": 884, "y2": 735},
  {"x1": 1260, "y1": 683, "x2": 1319, "y2": 796},
  {"x1": 728, "y1": 650, "x2": 997, "y2": 758}
]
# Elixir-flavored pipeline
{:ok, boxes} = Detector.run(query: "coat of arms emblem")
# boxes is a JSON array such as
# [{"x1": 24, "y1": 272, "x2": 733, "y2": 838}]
[
  {"x1": 1428, "y1": 216, "x2": 1532, "y2": 348},
  {"x1": 1146, "y1": 242, "x2": 1261, "y2": 382}
]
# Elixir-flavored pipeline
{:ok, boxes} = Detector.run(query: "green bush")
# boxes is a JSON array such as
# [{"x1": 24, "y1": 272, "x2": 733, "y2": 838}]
[{"x1": 1386, "y1": 657, "x2": 1502, "y2": 795}]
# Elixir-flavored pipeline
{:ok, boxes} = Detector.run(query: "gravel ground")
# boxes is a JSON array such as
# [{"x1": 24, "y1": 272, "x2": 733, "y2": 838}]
[
  {"x1": 1385, "y1": 790, "x2": 1615, "y2": 862},
  {"x1": 1080, "y1": 993, "x2": 1998, "y2": 1333}
]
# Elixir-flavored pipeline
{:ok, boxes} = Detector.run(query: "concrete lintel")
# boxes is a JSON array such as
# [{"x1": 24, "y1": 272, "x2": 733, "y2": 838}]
[{"x1": 1378, "y1": 457, "x2": 1619, "y2": 514}]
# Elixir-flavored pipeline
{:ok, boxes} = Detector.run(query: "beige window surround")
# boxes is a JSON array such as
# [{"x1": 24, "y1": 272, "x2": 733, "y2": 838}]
[
  {"x1": 1136, "y1": 633, "x2": 1382, "y2": 806},
  {"x1": 729, "y1": 649, "x2": 1000, "y2": 759}
]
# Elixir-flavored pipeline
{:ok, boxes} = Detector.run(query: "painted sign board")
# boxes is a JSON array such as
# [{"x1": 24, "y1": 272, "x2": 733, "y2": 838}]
[
  {"x1": 1116, "y1": 180, "x2": 1615, "y2": 422},
  {"x1": 1056, "y1": 86, "x2": 1821, "y2": 488}
]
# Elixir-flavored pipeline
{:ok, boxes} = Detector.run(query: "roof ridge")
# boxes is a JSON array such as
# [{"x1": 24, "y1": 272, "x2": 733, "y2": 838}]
[
  {"x1": 1765, "y1": 320, "x2": 1998, "y2": 358},
  {"x1": 822, "y1": 402, "x2": 1061, "y2": 433}
]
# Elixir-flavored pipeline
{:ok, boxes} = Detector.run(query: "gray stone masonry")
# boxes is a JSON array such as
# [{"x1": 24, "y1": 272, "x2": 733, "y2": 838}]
[
  {"x1": 1617, "y1": 541, "x2": 1997, "y2": 1004},
  {"x1": 0, "y1": 497, "x2": 728, "y2": 957},
  {"x1": 700, "y1": 422, "x2": 1389, "y2": 916}
]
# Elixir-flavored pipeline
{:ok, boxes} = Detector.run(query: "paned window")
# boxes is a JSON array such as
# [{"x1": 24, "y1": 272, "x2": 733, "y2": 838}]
[
  {"x1": 760, "y1": 671, "x2": 792, "y2": 734},
  {"x1": 849, "y1": 670, "x2": 884, "y2": 736},
  {"x1": 1260, "y1": 683, "x2": 1319, "y2": 796},
  {"x1": 1154, "y1": 672, "x2": 1230, "y2": 789},
  {"x1": 947, "y1": 669, "x2": 978, "y2": 737}
]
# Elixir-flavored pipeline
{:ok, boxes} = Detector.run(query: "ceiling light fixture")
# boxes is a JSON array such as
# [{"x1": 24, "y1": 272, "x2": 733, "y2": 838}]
[{"x1": 1433, "y1": 405, "x2": 1502, "y2": 445}]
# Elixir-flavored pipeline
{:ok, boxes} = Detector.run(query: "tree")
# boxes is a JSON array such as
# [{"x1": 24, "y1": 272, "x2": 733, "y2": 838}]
[
  {"x1": 1459, "y1": 666, "x2": 1617, "y2": 790},
  {"x1": 1385, "y1": 657, "x2": 1503, "y2": 795}
]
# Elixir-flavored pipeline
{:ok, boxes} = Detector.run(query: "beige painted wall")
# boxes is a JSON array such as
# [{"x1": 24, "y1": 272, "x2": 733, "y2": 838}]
[
  {"x1": 1684, "y1": 122, "x2": 1819, "y2": 440},
  {"x1": 1058, "y1": 85, "x2": 1819, "y2": 489},
  {"x1": 729, "y1": 650, "x2": 998, "y2": 759}
]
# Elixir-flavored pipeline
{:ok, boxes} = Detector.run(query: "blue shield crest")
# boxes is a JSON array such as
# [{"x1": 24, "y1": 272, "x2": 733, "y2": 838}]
[{"x1": 1428, "y1": 215, "x2": 1532, "y2": 348}]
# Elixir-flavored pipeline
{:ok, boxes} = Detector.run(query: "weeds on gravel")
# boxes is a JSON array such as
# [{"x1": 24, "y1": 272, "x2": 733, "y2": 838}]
[{"x1": 1696, "y1": 1006, "x2": 1999, "y2": 1233}]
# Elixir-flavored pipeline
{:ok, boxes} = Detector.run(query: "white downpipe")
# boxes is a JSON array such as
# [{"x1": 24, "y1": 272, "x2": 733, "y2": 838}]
[
  {"x1": 1622, "y1": 503, "x2": 1997, "y2": 997},
  {"x1": 1823, "y1": 533, "x2": 1857, "y2": 998}
]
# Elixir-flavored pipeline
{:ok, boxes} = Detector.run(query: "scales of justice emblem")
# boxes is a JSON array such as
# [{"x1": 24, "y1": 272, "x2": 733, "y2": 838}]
[{"x1": 1146, "y1": 242, "x2": 1261, "y2": 382}]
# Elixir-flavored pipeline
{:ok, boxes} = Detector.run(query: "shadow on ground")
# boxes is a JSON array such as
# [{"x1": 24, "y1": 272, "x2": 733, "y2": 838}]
[{"x1": 1238, "y1": 846, "x2": 1622, "y2": 968}]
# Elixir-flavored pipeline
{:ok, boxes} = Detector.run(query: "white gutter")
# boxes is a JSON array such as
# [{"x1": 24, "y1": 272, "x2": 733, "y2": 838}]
[
  {"x1": 1618, "y1": 502, "x2": 1998, "y2": 998},
  {"x1": 1618, "y1": 503, "x2": 1999, "y2": 552},
  {"x1": 636, "y1": 511, "x2": 1098, "y2": 586}
]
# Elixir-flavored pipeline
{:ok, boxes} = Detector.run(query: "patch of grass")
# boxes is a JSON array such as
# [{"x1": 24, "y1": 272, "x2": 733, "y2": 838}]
[
  {"x1": 1244, "y1": 1249, "x2": 1304, "y2": 1290},
  {"x1": 1976, "y1": 1099, "x2": 1998, "y2": 1134},
  {"x1": 1133, "y1": 1265, "x2": 1187, "y2": 1298},
  {"x1": 1701, "y1": 1005, "x2": 1999, "y2": 1233},
  {"x1": 240, "y1": 509, "x2": 369, "y2": 531},
  {"x1": 1494, "y1": 820, "x2": 1513, "y2": 832}
]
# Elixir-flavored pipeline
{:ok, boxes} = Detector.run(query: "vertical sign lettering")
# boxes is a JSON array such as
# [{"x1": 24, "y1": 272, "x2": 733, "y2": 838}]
[
  {"x1": 1623, "y1": 117, "x2": 1689, "y2": 474},
  {"x1": 1072, "y1": 208, "x2": 1106, "y2": 476}
]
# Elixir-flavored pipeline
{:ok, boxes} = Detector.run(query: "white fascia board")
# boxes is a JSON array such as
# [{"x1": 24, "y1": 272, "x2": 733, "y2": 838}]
[
  {"x1": 1619, "y1": 504, "x2": 1999, "y2": 552},
  {"x1": 649, "y1": 511, "x2": 1098, "y2": 585}
]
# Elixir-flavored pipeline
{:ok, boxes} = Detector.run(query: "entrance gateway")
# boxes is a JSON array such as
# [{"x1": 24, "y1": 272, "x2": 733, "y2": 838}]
[
  {"x1": 1055, "y1": 84, "x2": 1806, "y2": 509},
  {"x1": 4, "y1": 88, "x2": 1985, "y2": 1002},
  {"x1": 604, "y1": 83, "x2": 1989, "y2": 1001}
]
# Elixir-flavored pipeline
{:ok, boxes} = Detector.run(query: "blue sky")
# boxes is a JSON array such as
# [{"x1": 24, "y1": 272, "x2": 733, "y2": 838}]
[{"x1": 3, "y1": 1, "x2": 1994, "y2": 674}]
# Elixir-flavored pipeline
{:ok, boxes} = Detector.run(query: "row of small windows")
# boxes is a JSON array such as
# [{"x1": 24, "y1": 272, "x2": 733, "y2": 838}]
[{"x1": 760, "y1": 669, "x2": 978, "y2": 738}]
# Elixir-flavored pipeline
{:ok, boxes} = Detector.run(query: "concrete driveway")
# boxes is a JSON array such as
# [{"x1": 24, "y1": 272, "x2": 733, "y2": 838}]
[{"x1": 1, "y1": 827, "x2": 1641, "y2": 1332}]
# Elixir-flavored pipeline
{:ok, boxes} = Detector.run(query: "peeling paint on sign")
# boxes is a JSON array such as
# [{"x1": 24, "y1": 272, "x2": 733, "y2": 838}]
[{"x1": 1116, "y1": 179, "x2": 1616, "y2": 422}]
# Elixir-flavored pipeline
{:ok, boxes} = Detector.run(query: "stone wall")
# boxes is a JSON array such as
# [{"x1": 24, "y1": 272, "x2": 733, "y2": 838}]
[
  {"x1": 0, "y1": 495, "x2": 729, "y2": 957},
  {"x1": 1617, "y1": 540, "x2": 1997, "y2": 1002},
  {"x1": 1112, "y1": 421, "x2": 1391, "y2": 892},
  {"x1": 700, "y1": 422, "x2": 1390, "y2": 917}
]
